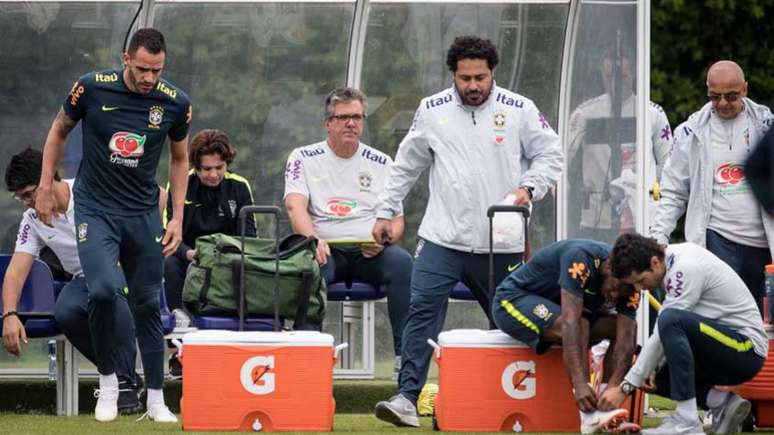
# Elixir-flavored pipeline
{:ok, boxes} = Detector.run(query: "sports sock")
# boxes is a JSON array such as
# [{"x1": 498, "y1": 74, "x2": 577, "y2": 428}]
[
  {"x1": 99, "y1": 373, "x2": 118, "y2": 390},
  {"x1": 147, "y1": 388, "x2": 164, "y2": 407},
  {"x1": 706, "y1": 388, "x2": 730, "y2": 409},
  {"x1": 675, "y1": 397, "x2": 699, "y2": 423}
]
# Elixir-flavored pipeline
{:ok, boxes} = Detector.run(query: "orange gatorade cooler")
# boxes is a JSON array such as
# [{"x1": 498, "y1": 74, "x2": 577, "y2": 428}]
[
  {"x1": 180, "y1": 330, "x2": 346, "y2": 432},
  {"x1": 737, "y1": 325, "x2": 774, "y2": 428},
  {"x1": 429, "y1": 329, "x2": 580, "y2": 432}
]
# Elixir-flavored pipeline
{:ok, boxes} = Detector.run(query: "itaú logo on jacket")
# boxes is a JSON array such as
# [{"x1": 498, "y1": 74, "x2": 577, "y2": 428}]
[
  {"x1": 501, "y1": 360, "x2": 536, "y2": 399},
  {"x1": 240, "y1": 356, "x2": 275, "y2": 395}
]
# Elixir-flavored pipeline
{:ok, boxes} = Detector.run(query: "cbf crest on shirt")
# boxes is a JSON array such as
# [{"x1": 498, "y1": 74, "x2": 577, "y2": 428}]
[{"x1": 63, "y1": 68, "x2": 192, "y2": 215}]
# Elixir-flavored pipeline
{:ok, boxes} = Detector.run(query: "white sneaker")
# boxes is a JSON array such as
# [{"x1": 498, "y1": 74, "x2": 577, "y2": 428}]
[
  {"x1": 138, "y1": 403, "x2": 178, "y2": 423},
  {"x1": 580, "y1": 409, "x2": 629, "y2": 434},
  {"x1": 172, "y1": 309, "x2": 191, "y2": 328},
  {"x1": 94, "y1": 387, "x2": 119, "y2": 422},
  {"x1": 642, "y1": 414, "x2": 704, "y2": 434},
  {"x1": 374, "y1": 394, "x2": 420, "y2": 427},
  {"x1": 710, "y1": 393, "x2": 751, "y2": 434}
]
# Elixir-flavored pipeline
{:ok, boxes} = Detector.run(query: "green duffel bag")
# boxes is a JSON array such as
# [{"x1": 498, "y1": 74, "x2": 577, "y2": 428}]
[{"x1": 182, "y1": 232, "x2": 326, "y2": 325}]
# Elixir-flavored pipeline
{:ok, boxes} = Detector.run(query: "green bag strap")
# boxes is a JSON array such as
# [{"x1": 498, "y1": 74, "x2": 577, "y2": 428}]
[
  {"x1": 197, "y1": 267, "x2": 213, "y2": 309},
  {"x1": 231, "y1": 260, "x2": 242, "y2": 314},
  {"x1": 293, "y1": 272, "x2": 313, "y2": 328}
]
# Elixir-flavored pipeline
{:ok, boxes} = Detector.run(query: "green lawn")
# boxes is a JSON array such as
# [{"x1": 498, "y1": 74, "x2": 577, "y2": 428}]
[
  {"x1": 0, "y1": 413, "x2": 662, "y2": 434},
  {"x1": 2, "y1": 405, "x2": 773, "y2": 434}
]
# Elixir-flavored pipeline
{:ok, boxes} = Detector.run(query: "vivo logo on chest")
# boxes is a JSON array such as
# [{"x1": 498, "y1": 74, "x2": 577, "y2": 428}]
[
  {"x1": 240, "y1": 356, "x2": 276, "y2": 395},
  {"x1": 501, "y1": 360, "x2": 536, "y2": 399},
  {"x1": 361, "y1": 148, "x2": 387, "y2": 165}
]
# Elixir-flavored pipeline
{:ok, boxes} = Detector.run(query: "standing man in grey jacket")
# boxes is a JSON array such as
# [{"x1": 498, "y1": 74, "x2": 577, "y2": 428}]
[
  {"x1": 650, "y1": 60, "x2": 774, "y2": 313},
  {"x1": 372, "y1": 35, "x2": 563, "y2": 428}
]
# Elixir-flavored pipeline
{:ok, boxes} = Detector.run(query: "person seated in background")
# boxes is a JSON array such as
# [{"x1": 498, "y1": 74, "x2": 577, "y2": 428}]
[
  {"x1": 163, "y1": 129, "x2": 255, "y2": 372},
  {"x1": 1, "y1": 147, "x2": 144, "y2": 414},
  {"x1": 601, "y1": 233, "x2": 768, "y2": 435},
  {"x1": 284, "y1": 87, "x2": 412, "y2": 376},
  {"x1": 492, "y1": 239, "x2": 638, "y2": 434}
]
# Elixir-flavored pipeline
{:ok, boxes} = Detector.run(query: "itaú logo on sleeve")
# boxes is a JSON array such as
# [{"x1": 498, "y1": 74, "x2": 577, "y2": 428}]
[
  {"x1": 240, "y1": 356, "x2": 276, "y2": 395},
  {"x1": 108, "y1": 132, "x2": 146, "y2": 168},
  {"x1": 501, "y1": 361, "x2": 536, "y2": 399}
]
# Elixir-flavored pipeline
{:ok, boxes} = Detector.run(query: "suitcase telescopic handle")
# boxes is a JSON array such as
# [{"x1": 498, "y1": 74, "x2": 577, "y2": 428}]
[
  {"x1": 238, "y1": 205, "x2": 282, "y2": 331},
  {"x1": 486, "y1": 204, "x2": 531, "y2": 329}
]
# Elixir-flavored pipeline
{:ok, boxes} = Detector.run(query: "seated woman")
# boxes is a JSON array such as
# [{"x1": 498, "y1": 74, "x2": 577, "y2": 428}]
[{"x1": 163, "y1": 129, "x2": 256, "y2": 321}]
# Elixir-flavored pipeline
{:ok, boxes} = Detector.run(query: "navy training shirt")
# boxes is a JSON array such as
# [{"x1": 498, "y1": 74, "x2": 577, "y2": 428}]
[
  {"x1": 63, "y1": 68, "x2": 192, "y2": 215},
  {"x1": 498, "y1": 239, "x2": 639, "y2": 319}
]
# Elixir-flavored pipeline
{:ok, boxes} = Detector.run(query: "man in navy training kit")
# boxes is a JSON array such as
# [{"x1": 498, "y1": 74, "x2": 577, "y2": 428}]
[
  {"x1": 601, "y1": 233, "x2": 768, "y2": 434},
  {"x1": 373, "y1": 35, "x2": 563, "y2": 427},
  {"x1": 1, "y1": 148, "x2": 143, "y2": 414},
  {"x1": 492, "y1": 239, "x2": 639, "y2": 434},
  {"x1": 36, "y1": 28, "x2": 190, "y2": 423}
]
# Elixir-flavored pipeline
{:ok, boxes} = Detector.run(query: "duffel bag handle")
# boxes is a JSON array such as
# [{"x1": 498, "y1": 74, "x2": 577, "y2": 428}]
[{"x1": 239, "y1": 205, "x2": 281, "y2": 331}]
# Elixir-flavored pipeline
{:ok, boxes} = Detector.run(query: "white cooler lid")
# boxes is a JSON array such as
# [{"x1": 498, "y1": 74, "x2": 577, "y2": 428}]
[
  {"x1": 183, "y1": 330, "x2": 334, "y2": 347},
  {"x1": 438, "y1": 329, "x2": 529, "y2": 348}
]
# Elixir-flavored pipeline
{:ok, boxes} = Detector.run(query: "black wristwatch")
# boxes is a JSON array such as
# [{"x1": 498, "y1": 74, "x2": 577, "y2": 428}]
[
  {"x1": 519, "y1": 185, "x2": 534, "y2": 200},
  {"x1": 620, "y1": 380, "x2": 636, "y2": 395}
]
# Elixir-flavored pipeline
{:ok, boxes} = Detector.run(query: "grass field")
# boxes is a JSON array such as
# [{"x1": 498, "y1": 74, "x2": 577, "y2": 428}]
[{"x1": 1, "y1": 395, "x2": 772, "y2": 434}]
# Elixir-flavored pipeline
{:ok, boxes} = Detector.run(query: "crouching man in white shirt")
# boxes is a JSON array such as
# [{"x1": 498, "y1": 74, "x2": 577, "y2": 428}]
[{"x1": 600, "y1": 233, "x2": 768, "y2": 434}]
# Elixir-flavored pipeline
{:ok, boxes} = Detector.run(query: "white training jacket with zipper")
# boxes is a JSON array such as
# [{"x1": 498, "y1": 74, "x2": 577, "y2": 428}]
[{"x1": 376, "y1": 84, "x2": 563, "y2": 254}]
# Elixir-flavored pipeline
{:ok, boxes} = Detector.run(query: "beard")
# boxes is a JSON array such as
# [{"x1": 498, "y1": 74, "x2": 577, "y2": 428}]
[{"x1": 457, "y1": 85, "x2": 492, "y2": 106}]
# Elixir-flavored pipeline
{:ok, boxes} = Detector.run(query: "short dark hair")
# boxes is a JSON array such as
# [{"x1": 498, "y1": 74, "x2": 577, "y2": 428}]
[
  {"x1": 127, "y1": 28, "x2": 166, "y2": 56},
  {"x1": 610, "y1": 233, "x2": 665, "y2": 279},
  {"x1": 446, "y1": 36, "x2": 499, "y2": 72},
  {"x1": 5, "y1": 147, "x2": 59, "y2": 192},
  {"x1": 190, "y1": 129, "x2": 237, "y2": 169},
  {"x1": 324, "y1": 87, "x2": 367, "y2": 120}
]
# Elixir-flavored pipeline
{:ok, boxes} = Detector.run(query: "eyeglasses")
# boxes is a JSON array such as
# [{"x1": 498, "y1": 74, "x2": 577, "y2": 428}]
[
  {"x1": 13, "y1": 186, "x2": 37, "y2": 204},
  {"x1": 330, "y1": 113, "x2": 366, "y2": 123},
  {"x1": 708, "y1": 92, "x2": 741, "y2": 103}
]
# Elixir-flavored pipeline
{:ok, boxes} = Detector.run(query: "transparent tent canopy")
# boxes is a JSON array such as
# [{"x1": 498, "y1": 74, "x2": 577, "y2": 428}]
[{"x1": 0, "y1": 0, "x2": 649, "y2": 378}]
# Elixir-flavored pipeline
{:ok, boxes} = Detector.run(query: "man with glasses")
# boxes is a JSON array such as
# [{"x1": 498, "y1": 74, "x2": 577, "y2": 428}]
[
  {"x1": 373, "y1": 36, "x2": 563, "y2": 427},
  {"x1": 1, "y1": 147, "x2": 144, "y2": 414},
  {"x1": 650, "y1": 60, "x2": 774, "y2": 313},
  {"x1": 284, "y1": 87, "x2": 412, "y2": 374}
]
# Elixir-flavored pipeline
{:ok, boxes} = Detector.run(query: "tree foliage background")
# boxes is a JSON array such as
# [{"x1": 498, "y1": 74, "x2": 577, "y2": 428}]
[{"x1": 652, "y1": 0, "x2": 774, "y2": 127}]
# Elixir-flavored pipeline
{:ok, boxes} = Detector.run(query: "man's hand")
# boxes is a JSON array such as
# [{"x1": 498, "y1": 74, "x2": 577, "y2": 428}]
[
  {"x1": 510, "y1": 187, "x2": 532, "y2": 205},
  {"x1": 573, "y1": 383, "x2": 598, "y2": 412},
  {"x1": 360, "y1": 242, "x2": 384, "y2": 258},
  {"x1": 162, "y1": 218, "x2": 183, "y2": 257},
  {"x1": 186, "y1": 249, "x2": 196, "y2": 262},
  {"x1": 2, "y1": 315, "x2": 27, "y2": 357},
  {"x1": 372, "y1": 218, "x2": 393, "y2": 244},
  {"x1": 642, "y1": 372, "x2": 657, "y2": 393},
  {"x1": 34, "y1": 186, "x2": 58, "y2": 227},
  {"x1": 597, "y1": 386, "x2": 627, "y2": 411},
  {"x1": 315, "y1": 239, "x2": 331, "y2": 265}
]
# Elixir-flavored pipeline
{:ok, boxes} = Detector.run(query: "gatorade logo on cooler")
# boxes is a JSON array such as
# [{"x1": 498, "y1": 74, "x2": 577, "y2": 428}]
[
  {"x1": 240, "y1": 356, "x2": 276, "y2": 395},
  {"x1": 501, "y1": 360, "x2": 536, "y2": 399}
]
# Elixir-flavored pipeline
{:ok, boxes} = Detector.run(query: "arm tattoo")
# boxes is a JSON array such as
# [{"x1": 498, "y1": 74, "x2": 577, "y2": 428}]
[
  {"x1": 560, "y1": 290, "x2": 589, "y2": 386},
  {"x1": 608, "y1": 317, "x2": 636, "y2": 385},
  {"x1": 54, "y1": 108, "x2": 77, "y2": 135}
]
